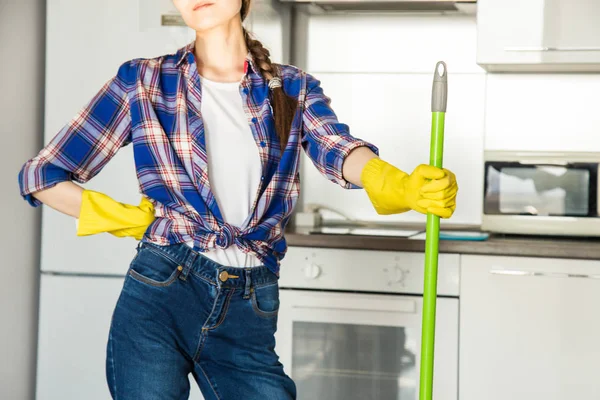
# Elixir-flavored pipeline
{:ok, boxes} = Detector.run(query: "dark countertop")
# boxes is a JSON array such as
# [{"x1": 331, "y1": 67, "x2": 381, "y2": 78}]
[{"x1": 285, "y1": 227, "x2": 600, "y2": 261}]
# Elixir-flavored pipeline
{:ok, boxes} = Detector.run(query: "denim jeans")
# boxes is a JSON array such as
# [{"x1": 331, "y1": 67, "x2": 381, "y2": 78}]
[{"x1": 106, "y1": 241, "x2": 296, "y2": 399}]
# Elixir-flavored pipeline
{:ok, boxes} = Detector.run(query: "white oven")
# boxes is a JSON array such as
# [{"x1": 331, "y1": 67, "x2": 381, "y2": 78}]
[{"x1": 275, "y1": 246, "x2": 460, "y2": 400}]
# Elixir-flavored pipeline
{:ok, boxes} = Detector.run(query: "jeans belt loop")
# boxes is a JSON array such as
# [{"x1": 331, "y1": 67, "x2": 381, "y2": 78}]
[
  {"x1": 179, "y1": 250, "x2": 197, "y2": 281},
  {"x1": 243, "y1": 269, "x2": 252, "y2": 299}
]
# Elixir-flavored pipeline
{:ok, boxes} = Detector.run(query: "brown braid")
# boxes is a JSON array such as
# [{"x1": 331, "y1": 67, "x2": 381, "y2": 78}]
[{"x1": 240, "y1": 2, "x2": 297, "y2": 150}]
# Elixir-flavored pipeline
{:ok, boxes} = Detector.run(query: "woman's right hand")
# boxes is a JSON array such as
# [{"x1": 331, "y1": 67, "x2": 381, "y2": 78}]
[{"x1": 77, "y1": 190, "x2": 156, "y2": 240}]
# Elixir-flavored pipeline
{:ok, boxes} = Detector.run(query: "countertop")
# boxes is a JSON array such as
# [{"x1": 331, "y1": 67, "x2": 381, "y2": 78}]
[{"x1": 285, "y1": 226, "x2": 600, "y2": 261}]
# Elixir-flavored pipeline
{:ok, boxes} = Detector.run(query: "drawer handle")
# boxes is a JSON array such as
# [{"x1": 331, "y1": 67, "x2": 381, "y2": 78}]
[
  {"x1": 490, "y1": 269, "x2": 600, "y2": 279},
  {"x1": 504, "y1": 46, "x2": 600, "y2": 52}
]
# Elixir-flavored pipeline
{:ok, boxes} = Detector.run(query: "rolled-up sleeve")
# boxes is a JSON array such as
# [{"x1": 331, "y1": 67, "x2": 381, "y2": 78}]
[
  {"x1": 18, "y1": 62, "x2": 134, "y2": 207},
  {"x1": 301, "y1": 73, "x2": 379, "y2": 189}
]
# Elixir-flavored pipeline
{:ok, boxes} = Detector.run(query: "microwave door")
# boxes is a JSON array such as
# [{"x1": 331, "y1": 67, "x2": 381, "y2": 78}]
[{"x1": 484, "y1": 162, "x2": 595, "y2": 217}]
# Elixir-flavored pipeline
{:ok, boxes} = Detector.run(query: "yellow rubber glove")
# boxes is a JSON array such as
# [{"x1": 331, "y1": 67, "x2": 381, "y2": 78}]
[
  {"x1": 360, "y1": 158, "x2": 458, "y2": 219},
  {"x1": 77, "y1": 190, "x2": 156, "y2": 240}
]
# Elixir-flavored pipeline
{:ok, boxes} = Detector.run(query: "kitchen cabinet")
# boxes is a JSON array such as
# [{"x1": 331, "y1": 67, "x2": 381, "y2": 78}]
[
  {"x1": 459, "y1": 255, "x2": 600, "y2": 400},
  {"x1": 35, "y1": 275, "x2": 125, "y2": 400},
  {"x1": 36, "y1": 274, "x2": 204, "y2": 400},
  {"x1": 477, "y1": 0, "x2": 600, "y2": 71}
]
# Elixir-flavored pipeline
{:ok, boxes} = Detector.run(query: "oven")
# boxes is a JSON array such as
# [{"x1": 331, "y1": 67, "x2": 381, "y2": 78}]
[
  {"x1": 482, "y1": 151, "x2": 600, "y2": 236},
  {"x1": 275, "y1": 246, "x2": 460, "y2": 400}
]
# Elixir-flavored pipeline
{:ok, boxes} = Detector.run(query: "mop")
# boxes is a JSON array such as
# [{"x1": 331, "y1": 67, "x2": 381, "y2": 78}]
[{"x1": 419, "y1": 61, "x2": 448, "y2": 400}]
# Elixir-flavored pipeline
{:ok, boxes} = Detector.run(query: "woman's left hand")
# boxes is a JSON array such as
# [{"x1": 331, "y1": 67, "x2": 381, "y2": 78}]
[
  {"x1": 360, "y1": 158, "x2": 458, "y2": 219},
  {"x1": 415, "y1": 168, "x2": 458, "y2": 219}
]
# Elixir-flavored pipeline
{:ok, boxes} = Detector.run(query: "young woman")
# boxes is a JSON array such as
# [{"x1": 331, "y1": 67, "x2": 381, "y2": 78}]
[{"x1": 18, "y1": 0, "x2": 458, "y2": 398}]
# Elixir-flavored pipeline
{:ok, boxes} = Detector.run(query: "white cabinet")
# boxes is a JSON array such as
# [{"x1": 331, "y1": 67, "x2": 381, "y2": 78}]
[
  {"x1": 36, "y1": 274, "x2": 204, "y2": 400},
  {"x1": 36, "y1": 274, "x2": 123, "y2": 400},
  {"x1": 459, "y1": 255, "x2": 600, "y2": 400},
  {"x1": 477, "y1": 0, "x2": 600, "y2": 71}
]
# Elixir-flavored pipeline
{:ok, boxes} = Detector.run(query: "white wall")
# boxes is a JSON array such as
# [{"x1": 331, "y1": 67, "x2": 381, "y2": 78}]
[
  {"x1": 484, "y1": 74, "x2": 600, "y2": 152},
  {"x1": 0, "y1": 0, "x2": 45, "y2": 398},
  {"x1": 295, "y1": 13, "x2": 600, "y2": 227},
  {"x1": 300, "y1": 14, "x2": 486, "y2": 227}
]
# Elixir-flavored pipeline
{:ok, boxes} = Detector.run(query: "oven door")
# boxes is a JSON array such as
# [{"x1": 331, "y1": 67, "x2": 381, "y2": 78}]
[{"x1": 274, "y1": 290, "x2": 458, "y2": 400}]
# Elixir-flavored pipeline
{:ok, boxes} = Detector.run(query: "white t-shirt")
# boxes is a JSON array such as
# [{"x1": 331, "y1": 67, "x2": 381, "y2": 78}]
[{"x1": 188, "y1": 75, "x2": 262, "y2": 267}]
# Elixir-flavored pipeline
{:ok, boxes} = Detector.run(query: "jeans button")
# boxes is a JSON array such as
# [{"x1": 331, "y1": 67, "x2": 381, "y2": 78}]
[{"x1": 219, "y1": 271, "x2": 229, "y2": 282}]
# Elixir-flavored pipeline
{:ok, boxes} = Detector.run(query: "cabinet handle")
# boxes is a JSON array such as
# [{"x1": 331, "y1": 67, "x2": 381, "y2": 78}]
[
  {"x1": 504, "y1": 46, "x2": 600, "y2": 52},
  {"x1": 490, "y1": 269, "x2": 600, "y2": 279}
]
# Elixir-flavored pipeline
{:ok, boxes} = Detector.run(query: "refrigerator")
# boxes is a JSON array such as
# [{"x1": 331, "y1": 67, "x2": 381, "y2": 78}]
[{"x1": 35, "y1": 1, "x2": 289, "y2": 399}]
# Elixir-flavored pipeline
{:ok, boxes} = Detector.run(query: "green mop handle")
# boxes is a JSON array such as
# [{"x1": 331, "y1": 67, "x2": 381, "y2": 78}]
[{"x1": 419, "y1": 61, "x2": 447, "y2": 400}]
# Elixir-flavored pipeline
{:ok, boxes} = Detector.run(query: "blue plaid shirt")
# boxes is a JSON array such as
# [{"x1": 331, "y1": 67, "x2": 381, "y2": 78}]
[{"x1": 18, "y1": 42, "x2": 379, "y2": 275}]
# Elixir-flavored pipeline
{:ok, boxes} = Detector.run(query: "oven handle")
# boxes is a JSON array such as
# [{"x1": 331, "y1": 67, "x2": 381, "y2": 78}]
[
  {"x1": 516, "y1": 160, "x2": 569, "y2": 166},
  {"x1": 490, "y1": 269, "x2": 600, "y2": 279},
  {"x1": 290, "y1": 298, "x2": 418, "y2": 314}
]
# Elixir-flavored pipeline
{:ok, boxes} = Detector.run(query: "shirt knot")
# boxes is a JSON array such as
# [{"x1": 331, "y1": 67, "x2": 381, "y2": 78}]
[{"x1": 215, "y1": 223, "x2": 240, "y2": 249}]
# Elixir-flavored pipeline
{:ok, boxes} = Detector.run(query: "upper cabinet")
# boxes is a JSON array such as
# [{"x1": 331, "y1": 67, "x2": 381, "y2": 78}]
[{"x1": 477, "y1": 0, "x2": 600, "y2": 71}]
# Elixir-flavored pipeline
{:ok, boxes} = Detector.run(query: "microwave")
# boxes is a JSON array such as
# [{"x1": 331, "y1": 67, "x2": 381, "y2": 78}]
[{"x1": 481, "y1": 151, "x2": 599, "y2": 237}]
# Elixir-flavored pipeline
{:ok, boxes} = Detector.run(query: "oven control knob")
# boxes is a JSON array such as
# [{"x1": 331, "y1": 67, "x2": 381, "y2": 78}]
[
  {"x1": 384, "y1": 266, "x2": 408, "y2": 286},
  {"x1": 304, "y1": 263, "x2": 322, "y2": 279}
]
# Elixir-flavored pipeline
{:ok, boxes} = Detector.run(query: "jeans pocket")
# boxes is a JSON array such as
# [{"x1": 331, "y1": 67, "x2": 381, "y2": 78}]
[
  {"x1": 251, "y1": 282, "x2": 280, "y2": 318},
  {"x1": 127, "y1": 244, "x2": 182, "y2": 287}
]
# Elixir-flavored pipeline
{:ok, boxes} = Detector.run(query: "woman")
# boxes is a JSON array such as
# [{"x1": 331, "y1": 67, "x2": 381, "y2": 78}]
[{"x1": 18, "y1": 0, "x2": 458, "y2": 398}]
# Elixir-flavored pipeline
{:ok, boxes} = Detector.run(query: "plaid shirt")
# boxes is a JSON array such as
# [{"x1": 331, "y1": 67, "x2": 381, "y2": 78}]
[{"x1": 18, "y1": 42, "x2": 378, "y2": 274}]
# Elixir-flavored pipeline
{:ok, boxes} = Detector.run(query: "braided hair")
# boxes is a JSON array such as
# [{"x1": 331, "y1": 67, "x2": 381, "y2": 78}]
[{"x1": 240, "y1": 0, "x2": 298, "y2": 149}]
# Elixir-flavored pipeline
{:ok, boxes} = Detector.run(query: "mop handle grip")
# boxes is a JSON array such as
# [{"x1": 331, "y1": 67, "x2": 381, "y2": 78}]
[{"x1": 431, "y1": 61, "x2": 447, "y2": 113}]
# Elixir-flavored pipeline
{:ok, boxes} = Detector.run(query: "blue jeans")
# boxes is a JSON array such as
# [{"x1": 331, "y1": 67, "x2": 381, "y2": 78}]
[{"x1": 106, "y1": 242, "x2": 296, "y2": 399}]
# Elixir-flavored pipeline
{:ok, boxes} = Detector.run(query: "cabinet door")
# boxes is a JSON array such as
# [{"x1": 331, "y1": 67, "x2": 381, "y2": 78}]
[
  {"x1": 477, "y1": 0, "x2": 600, "y2": 71},
  {"x1": 543, "y1": 0, "x2": 600, "y2": 50},
  {"x1": 459, "y1": 255, "x2": 600, "y2": 400},
  {"x1": 477, "y1": 0, "x2": 547, "y2": 68},
  {"x1": 36, "y1": 274, "x2": 205, "y2": 400}
]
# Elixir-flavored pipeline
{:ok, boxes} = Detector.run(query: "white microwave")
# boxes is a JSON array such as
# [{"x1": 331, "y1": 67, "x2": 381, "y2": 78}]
[{"x1": 481, "y1": 151, "x2": 600, "y2": 237}]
